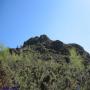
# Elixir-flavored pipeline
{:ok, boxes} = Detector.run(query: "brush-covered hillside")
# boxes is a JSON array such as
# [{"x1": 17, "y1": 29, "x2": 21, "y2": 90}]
[{"x1": 0, "y1": 35, "x2": 90, "y2": 90}]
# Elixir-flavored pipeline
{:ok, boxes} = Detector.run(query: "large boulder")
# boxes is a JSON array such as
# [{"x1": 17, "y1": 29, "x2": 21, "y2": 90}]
[
  {"x1": 39, "y1": 35, "x2": 51, "y2": 43},
  {"x1": 23, "y1": 36, "x2": 39, "y2": 46},
  {"x1": 50, "y1": 40, "x2": 64, "y2": 51},
  {"x1": 23, "y1": 35, "x2": 51, "y2": 47}
]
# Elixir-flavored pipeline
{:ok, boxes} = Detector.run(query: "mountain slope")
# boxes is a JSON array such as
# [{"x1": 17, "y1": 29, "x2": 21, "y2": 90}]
[{"x1": 0, "y1": 35, "x2": 90, "y2": 90}]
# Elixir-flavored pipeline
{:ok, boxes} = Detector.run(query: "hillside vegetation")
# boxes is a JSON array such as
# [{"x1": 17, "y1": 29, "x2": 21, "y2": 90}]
[{"x1": 0, "y1": 35, "x2": 90, "y2": 90}]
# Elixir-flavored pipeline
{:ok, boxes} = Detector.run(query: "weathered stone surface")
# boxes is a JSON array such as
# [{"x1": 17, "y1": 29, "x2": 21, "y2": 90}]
[
  {"x1": 50, "y1": 40, "x2": 63, "y2": 51},
  {"x1": 39, "y1": 35, "x2": 50, "y2": 43},
  {"x1": 23, "y1": 35, "x2": 51, "y2": 47},
  {"x1": 9, "y1": 35, "x2": 90, "y2": 63}
]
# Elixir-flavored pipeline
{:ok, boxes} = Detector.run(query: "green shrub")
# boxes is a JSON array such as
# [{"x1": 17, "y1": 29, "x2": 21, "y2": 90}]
[{"x1": 69, "y1": 48, "x2": 85, "y2": 71}]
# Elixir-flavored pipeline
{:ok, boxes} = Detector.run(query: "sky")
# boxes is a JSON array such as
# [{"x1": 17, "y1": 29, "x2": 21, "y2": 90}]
[{"x1": 0, "y1": 0, "x2": 90, "y2": 52}]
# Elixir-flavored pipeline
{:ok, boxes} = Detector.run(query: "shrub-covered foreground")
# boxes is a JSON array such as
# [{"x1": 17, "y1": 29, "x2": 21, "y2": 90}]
[{"x1": 0, "y1": 45, "x2": 90, "y2": 90}]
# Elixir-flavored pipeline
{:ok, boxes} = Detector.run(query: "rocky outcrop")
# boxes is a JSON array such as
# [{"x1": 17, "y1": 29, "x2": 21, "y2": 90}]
[
  {"x1": 23, "y1": 35, "x2": 52, "y2": 46},
  {"x1": 50, "y1": 40, "x2": 63, "y2": 51},
  {"x1": 22, "y1": 35, "x2": 69, "y2": 54},
  {"x1": 9, "y1": 35, "x2": 90, "y2": 63}
]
